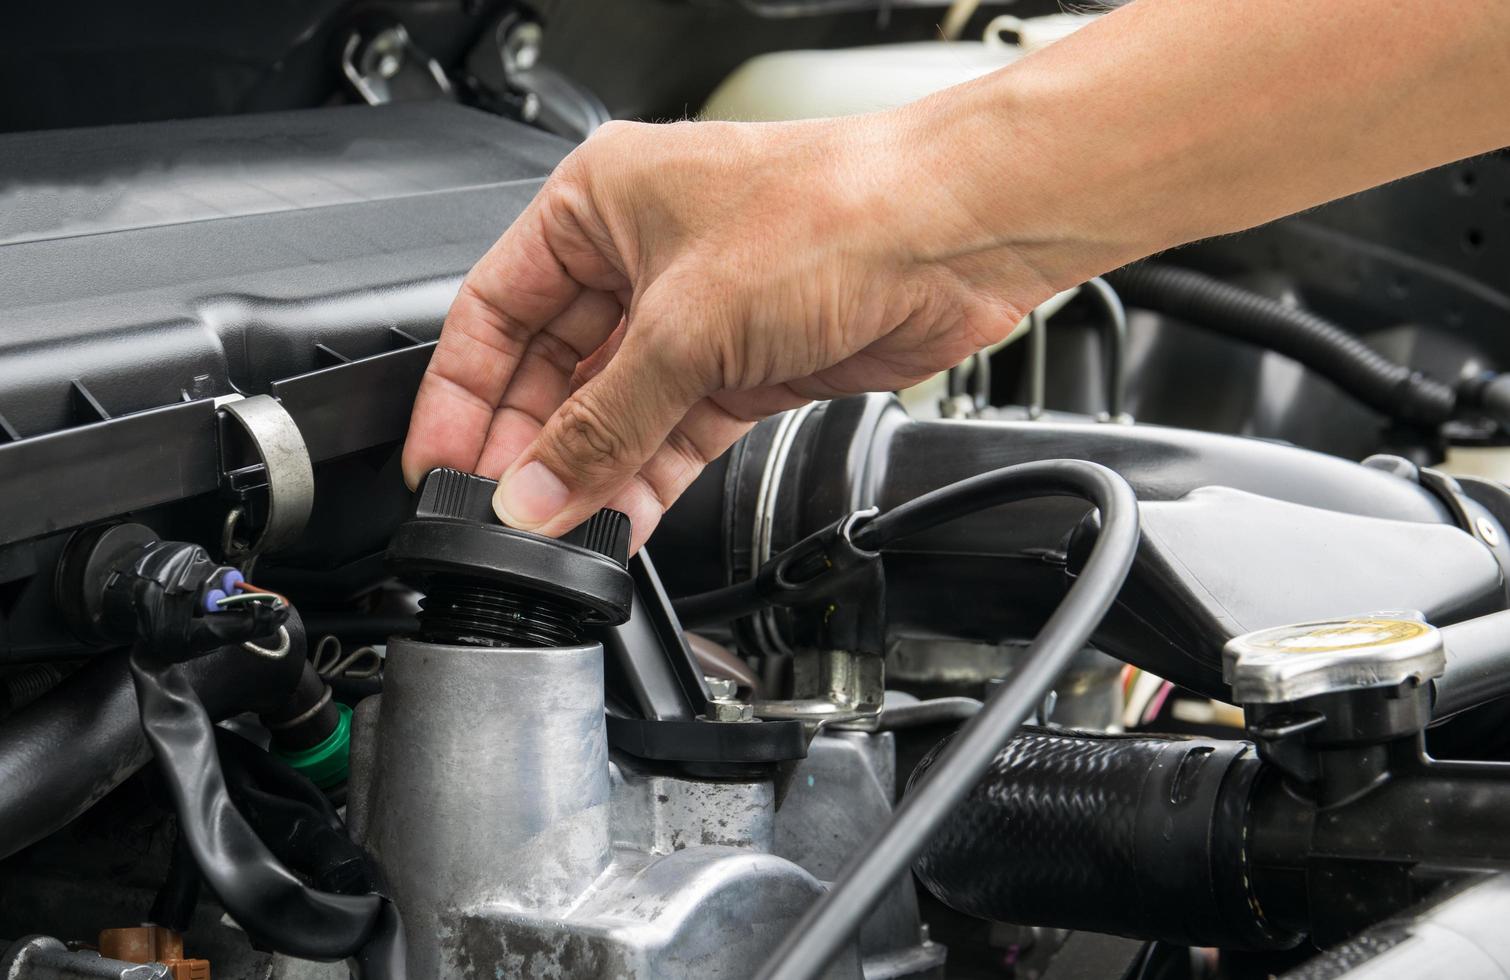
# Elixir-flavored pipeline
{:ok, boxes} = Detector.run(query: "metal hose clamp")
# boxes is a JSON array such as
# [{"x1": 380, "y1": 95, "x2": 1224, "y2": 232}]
[
  {"x1": 217, "y1": 395, "x2": 315, "y2": 560},
  {"x1": 243, "y1": 625, "x2": 292, "y2": 660}
]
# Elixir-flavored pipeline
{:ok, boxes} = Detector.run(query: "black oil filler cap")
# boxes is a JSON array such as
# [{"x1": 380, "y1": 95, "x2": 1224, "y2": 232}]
[{"x1": 386, "y1": 468, "x2": 633, "y2": 646}]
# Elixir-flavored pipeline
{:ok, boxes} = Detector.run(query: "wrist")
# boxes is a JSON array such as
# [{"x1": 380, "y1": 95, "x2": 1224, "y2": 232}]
[{"x1": 883, "y1": 69, "x2": 1157, "y2": 295}]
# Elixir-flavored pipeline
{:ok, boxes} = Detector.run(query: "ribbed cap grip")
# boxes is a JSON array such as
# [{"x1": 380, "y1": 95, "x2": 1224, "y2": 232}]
[
  {"x1": 414, "y1": 468, "x2": 630, "y2": 566},
  {"x1": 414, "y1": 467, "x2": 495, "y2": 524},
  {"x1": 561, "y1": 509, "x2": 631, "y2": 567}
]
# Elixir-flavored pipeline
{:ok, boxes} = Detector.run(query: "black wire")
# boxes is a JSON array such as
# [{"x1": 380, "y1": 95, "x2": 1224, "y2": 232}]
[
  {"x1": 677, "y1": 457, "x2": 1142, "y2": 628},
  {"x1": 755, "y1": 459, "x2": 1140, "y2": 980},
  {"x1": 674, "y1": 579, "x2": 772, "y2": 627},
  {"x1": 850, "y1": 460, "x2": 1124, "y2": 551},
  {"x1": 215, "y1": 728, "x2": 382, "y2": 901},
  {"x1": 1104, "y1": 262, "x2": 1457, "y2": 425}
]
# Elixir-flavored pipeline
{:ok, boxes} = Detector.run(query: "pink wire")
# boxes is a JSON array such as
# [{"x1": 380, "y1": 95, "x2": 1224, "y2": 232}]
[{"x1": 1142, "y1": 680, "x2": 1175, "y2": 725}]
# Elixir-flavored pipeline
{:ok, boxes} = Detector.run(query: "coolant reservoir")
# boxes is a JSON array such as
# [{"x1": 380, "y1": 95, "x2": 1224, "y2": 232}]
[
  {"x1": 983, "y1": 13, "x2": 1100, "y2": 53},
  {"x1": 701, "y1": 12, "x2": 1099, "y2": 122},
  {"x1": 702, "y1": 41, "x2": 1023, "y2": 122}
]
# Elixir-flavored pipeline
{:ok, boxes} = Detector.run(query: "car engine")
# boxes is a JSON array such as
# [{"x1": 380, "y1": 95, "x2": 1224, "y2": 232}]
[{"x1": 4, "y1": 2, "x2": 1510, "y2": 979}]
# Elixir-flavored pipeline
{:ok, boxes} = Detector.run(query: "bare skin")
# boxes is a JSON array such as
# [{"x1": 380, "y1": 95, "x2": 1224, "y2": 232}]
[{"x1": 403, "y1": 0, "x2": 1510, "y2": 549}]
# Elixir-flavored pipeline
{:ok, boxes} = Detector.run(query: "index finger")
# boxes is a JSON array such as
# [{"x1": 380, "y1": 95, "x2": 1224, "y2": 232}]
[{"x1": 401, "y1": 196, "x2": 585, "y2": 488}]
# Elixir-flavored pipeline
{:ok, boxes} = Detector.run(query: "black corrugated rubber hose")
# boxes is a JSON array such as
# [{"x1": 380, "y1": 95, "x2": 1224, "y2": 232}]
[
  {"x1": 1104, "y1": 263, "x2": 1458, "y2": 425},
  {"x1": 911, "y1": 726, "x2": 1300, "y2": 951}
]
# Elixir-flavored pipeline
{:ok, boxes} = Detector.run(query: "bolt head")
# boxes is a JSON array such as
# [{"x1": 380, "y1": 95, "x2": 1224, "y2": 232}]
[
  {"x1": 706, "y1": 700, "x2": 754, "y2": 723},
  {"x1": 704, "y1": 677, "x2": 737, "y2": 699}
]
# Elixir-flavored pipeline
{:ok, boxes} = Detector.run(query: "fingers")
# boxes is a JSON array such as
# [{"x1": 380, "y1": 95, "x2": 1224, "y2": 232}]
[
  {"x1": 492, "y1": 328, "x2": 706, "y2": 536},
  {"x1": 474, "y1": 291, "x2": 624, "y2": 477},
  {"x1": 401, "y1": 193, "x2": 601, "y2": 488},
  {"x1": 605, "y1": 399, "x2": 767, "y2": 551}
]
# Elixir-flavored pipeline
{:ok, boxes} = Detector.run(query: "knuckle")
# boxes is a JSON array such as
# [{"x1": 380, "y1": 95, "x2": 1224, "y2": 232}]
[
  {"x1": 569, "y1": 120, "x2": 637, "y2": 172},
  {"x1": 549, "y1": 395, "x2": 631, "y2": 480},
  {"x1": 632, "y1": 472, "x2": 673, "y2": 515},
  {"x1": 663, "y1": 426, "x2": 710, "y2": 472},
  {"x1": 530, "y1": 330, "x2": 583, "y2": 374},
  {"x1": 592, "y1": 119, "x2": 637, "y2": 141}
]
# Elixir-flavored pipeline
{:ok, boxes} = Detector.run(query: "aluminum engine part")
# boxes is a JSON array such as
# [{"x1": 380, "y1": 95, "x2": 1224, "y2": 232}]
[
  {"x1": 775, "y1": 732, "x2": 947, "y2": 980},
  {"x1": 355, "y1": 636, "x2": 867, "y2": 979},
  {"x1": 886, "y1": 640, "x2": 1123, "y2": 729},
  {"x1": 0, "y1": 936, "x2": 169, "y2": 980}
]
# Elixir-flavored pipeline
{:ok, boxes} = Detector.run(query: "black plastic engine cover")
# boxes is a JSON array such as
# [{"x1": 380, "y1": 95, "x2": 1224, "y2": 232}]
[
  {"x1": 0, "y1": 103, "x2": 567, "y2": 548},
  {"x1": 0, "y1": 103, "x2": 568, "y2": 659},
  {"x1": 0, "y1": 102, "x2": 567, "y2": 441}
]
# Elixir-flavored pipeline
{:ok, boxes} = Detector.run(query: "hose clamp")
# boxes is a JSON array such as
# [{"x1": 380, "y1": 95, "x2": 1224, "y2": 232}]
[{"x1": 217, "y1": 395, "x2": 315, "y2": 560}]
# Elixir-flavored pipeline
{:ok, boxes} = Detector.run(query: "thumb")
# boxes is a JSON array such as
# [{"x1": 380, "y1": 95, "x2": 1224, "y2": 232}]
[{"x1": 492, "y1": 333, "x2": 702, "y2": 537}]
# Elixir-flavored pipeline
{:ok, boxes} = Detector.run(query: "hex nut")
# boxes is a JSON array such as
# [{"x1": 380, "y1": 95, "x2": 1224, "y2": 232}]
[
  {"x1": 704, "y1": 677, "x2": 737, "y2": 700},
  {"x1": 706, "y1": 700, "x2": 755, "y2": 723}
]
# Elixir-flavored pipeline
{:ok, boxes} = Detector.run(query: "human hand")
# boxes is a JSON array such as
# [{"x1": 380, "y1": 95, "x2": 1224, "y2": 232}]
[{"x1": 401, "y1": 109, "x2": 1061, "y2": 550}]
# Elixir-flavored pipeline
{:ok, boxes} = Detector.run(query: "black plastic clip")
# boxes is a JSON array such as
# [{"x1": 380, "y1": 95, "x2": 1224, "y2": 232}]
[
  {"x1": 673, "y1": 507, "x2": 887, "y2": 653},
  {"x1": 766, "y1": 508, "x2": 887, "y2": 655},
  {"x1": 755, "y1": 507, "x2": 881, "y2": 607}
]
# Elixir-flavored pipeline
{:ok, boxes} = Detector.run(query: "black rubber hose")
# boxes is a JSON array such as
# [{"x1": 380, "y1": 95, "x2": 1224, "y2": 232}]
[
  {"x1": 1104, "y1": 263, "x2": 1458, "y2": 425},
  {"x1": 215, "y1": 728, "x2": 386, "y2": 902},
  {"x1": 676, "y1": 453, "x2": 1143, "y2": 628},
  {"x1": 1432, "y1": 608, "x2": 1510, "y2": 719},
  {"x1": 130, "y1": 648, "x2": 403, "y2": 972},
  {"x1": 261, "y1": 660, "x2": 340, "y2": 752},
  {"x1": 911, "y1": 727, "x2": 1299, "y2": 950},
  {"x1": 756, "y1": 459, "x2": 1140, "y2": 980},
  {"x1": 0, "y1": 634, "x2": 303, "y2": 861},
  {"x1": 149, "y1": 824, "x2": 201, "y2": 934}
]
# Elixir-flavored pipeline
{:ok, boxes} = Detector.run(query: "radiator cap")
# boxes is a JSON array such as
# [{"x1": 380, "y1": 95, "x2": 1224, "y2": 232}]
[{"x1": 1223, "y1": 612, "x2": 1444, "y2": 704}]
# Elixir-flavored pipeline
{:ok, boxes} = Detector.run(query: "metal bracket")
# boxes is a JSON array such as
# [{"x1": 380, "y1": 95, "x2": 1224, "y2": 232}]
[
  {"x1": 755, "y1": 648, "x2": 886, "y2": 734},
  {"x1": 601, "y1": 551, "x2": 808, "y2": 772},
  {"x1": 340, "y1": 24, "x2": 454, "y2": 106},
  {"x1": 218, "y1": 395, "x2": 315, "y2": 560}
]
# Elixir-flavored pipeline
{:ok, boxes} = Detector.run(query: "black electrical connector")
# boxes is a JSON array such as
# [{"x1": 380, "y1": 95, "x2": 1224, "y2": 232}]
[{"x1": 55, "y1": 523, "x2": 284, "y2": 658}]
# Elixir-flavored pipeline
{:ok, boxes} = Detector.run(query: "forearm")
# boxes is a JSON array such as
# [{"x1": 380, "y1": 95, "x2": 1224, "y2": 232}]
[{"x1": 905, "y1": 0, "x2": 1510, "y2": 289}]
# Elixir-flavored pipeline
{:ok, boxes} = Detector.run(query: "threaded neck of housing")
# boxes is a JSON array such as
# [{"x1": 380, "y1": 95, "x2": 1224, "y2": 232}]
[{"x1": 417, "y1": 576, "x2": 585, "y2": 648}]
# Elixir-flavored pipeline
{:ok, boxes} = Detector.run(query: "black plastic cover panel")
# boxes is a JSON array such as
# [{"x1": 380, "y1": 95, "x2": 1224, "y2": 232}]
[
  {"x1": 1, "y1": 102, "x2": 566, "y2": 437},
  {"x1": 0, "y1": 103, "x2": 569, "y2": 548}
]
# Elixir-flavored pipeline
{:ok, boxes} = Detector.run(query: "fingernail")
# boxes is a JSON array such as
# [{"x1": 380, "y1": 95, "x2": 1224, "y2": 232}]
[{"x1": 495, "y1": 460, "x2": 570, "y2": 528}]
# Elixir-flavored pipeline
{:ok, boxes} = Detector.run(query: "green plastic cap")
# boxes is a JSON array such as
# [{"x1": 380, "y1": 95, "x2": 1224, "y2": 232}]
[{"x1": 274, "y1": 702, "x2": 353, "y2": 789}]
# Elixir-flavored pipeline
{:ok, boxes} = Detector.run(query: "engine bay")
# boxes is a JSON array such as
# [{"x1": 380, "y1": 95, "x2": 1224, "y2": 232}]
[{"x1": 5, "y1": 4, "x2": 1510, "y2": 979}]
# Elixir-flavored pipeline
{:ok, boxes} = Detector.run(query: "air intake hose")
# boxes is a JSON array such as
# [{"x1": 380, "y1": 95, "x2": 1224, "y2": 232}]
[
  {"x1": 910, "y1": 727, "x2": 1299, "y2": 951},
  {"x1": 0, "y1": 629, "x2": 304, "y2": 861},
  {"x1": 1104, "y1": 263, "x2": 1459, "y2": 425}
]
